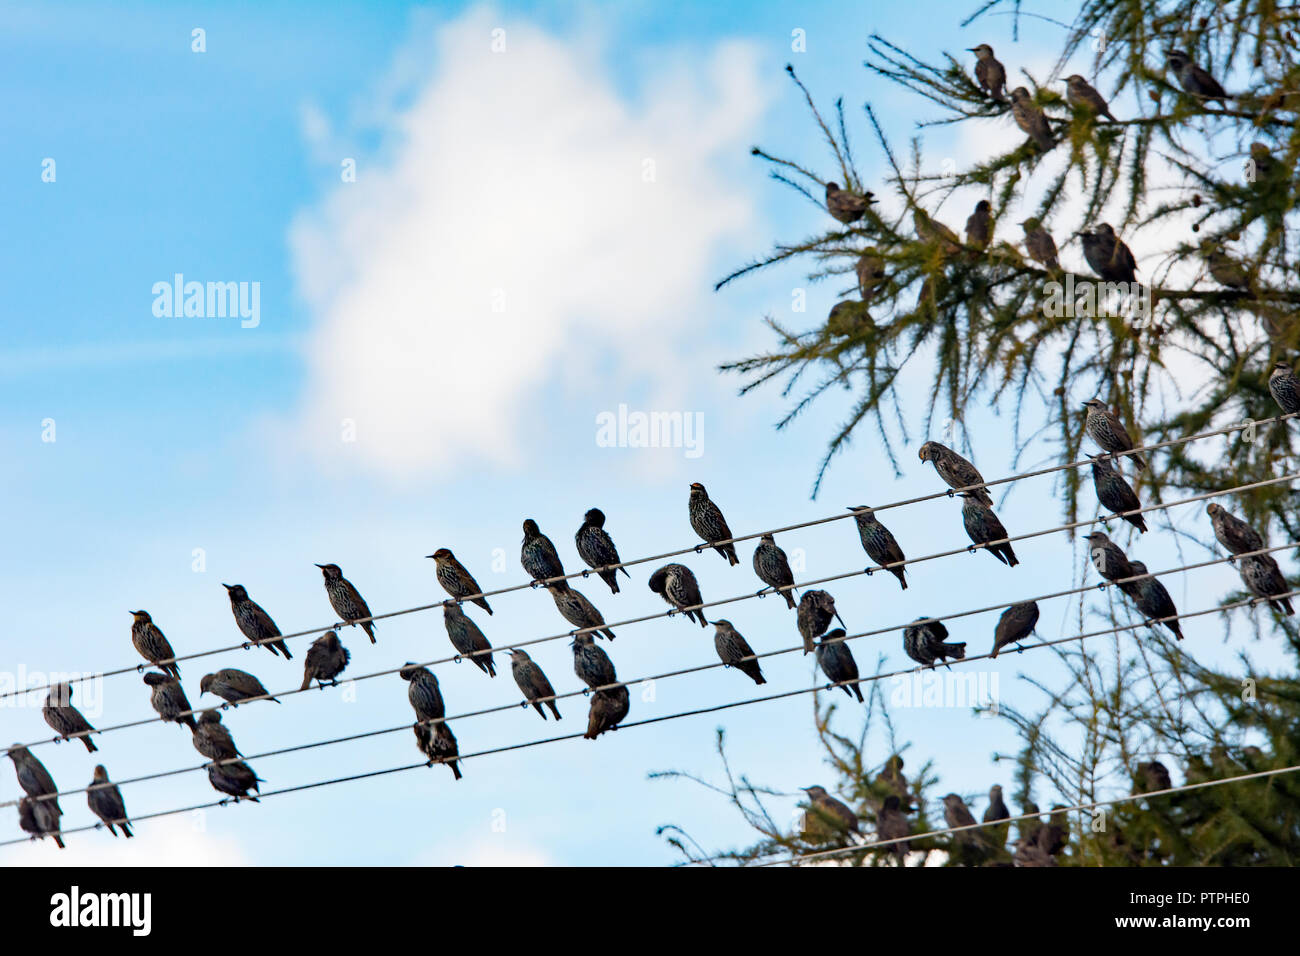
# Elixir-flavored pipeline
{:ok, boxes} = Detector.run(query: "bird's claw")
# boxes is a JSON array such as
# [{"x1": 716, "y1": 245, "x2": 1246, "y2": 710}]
[{"x1": 693, "y1": 545, "x2": 704, "y2": 554}]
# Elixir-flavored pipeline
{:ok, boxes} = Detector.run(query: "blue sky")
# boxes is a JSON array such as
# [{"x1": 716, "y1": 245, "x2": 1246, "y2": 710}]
[{"x1": 2, "y1": 1, "x2": 1290, "y2": 866}]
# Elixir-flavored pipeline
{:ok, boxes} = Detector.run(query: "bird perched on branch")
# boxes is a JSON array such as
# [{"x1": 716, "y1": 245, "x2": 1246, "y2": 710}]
[
  {"x1": 585, "y1": 685, "x2": 629, "y2": 739},
  {"x1": 1206, "y1": 503, "x2": 1264, "y2": 556},
  {"x1": 960, "y1": 493, "x2": 1018, "y2": 566},
  {"x1": 816, "y1": 629, "x2": 863, "y2": 702},
  {"x1": 521, "y1": 519, "x2": 566, "y2": 590},
  {"x1": 965, "y1": 199, "x2": 993, "y2": 251},
  {"x1": 507, "y1": 648, "x2": 562, "y2": 720},
  {"x1": 42, "y1": 681, "x2": 97, "y2": 752},
  {"x1": 913, "y1": 208, "x2": 963, "y2": 254},
  {"x1": 1082, "y1": 399, "x2": 1147, "y2": 471},
  {"x1": 1020, "y1": 218, "x2": 1061, "y2": 273},
  {"x1": 315, "y1": 563, "x2": 375, "y2": 643},
  {"x1": 18, "y1": 796, "x2": 63, "y2": 849},
  {"x1": 942, "y1": 793, "x2": 990, "y2": 856},
  {"x1": 1238, "y1": 554, "x2": 1295, "y2": 616},
  {"x1": 712, "y1": 619, "x2": 765, "y2": 685},
  {"x1": 129, "y1": 610, "x2": 180, "y2": 678},
  {"x1": 428, "y1": 548, "x2": 492, "y2": 615},
  {"x1": 1268, "y1": 360, "x2": 1300, "y2": 415},
  {"x1": 848, "y1": 506, "x2": 908, "y2": 589},
  {"x1": 688, "y1": 482, "x2": 739, "y2": 566},
  {"x1": 825, "y1": 182, "x2": 874, "y2": 224},
  {"x1": 801, "y1": 785, "x2": 859, "y2": 838},
  {"x1": 144, "y1": 672, "x2": 197, "y2": 732},
  {"x1": 571, "y1": 632, "x2": 617, "y2": 690},
  {"x1": 968, "y1": 44, "x2": 1006, "y2": 101},
  {"x1": 443, "y1": 604, "x2": 496, "y2": 676},
  {"x1": 192, "y1": 711, "x2": 241, "y2": 761},
  {"x1": 1009, "y1": 87, "x2": 1053, "y2": 151},
  {"x1": 7, "y1": 745, "x2": 60, "y2": 813},
  {"x1": 207, "y1": 759, "x2": 261, "y2": 801},
  {"x1": 223, "y1": 584, "x2": 291, "y2": 659},
  {"x1": 399, "y1": 663, "x2": 446, "y2": 723},
  {"x1": 1079, "y1": 224, "x2": 1137, "y2": 283},
  {"x1": 301, "y1": 630, "x2": 350, "y2": 690},
  {"x1": 1121, "y1": 561, "x2": 1184, "y2": 640},
  {"x1": 575, "y1": 508, "x2": 629, "y2": 595},
  {"x1": 1084, "y1": 530, "x2": 1135, "y2": 583},
  {"x1": 875, "y1": 755, "x2": 913, "y2": 812},
  {"x1": 200, "y1": 668, "x2": 278, "y2": 706},
  {"x1": 87, "y1": 765, "x2": 132, "y2": 838},
  {"x1": 797, "y1": 589, "x2": 844, "y2": 655},
  {"x1": 1166, "y1": 49, "x2": 1228, "y2": 106},
  {"x1": 752, "y1": 533, "x2": 797, "y2": 608},
  {"x1": 904, "y1": 617, "x2": 966, "y2": 669},
  {"x1": 1134, "y1": 760, "x2": 1172, "y2": 794},
  {"x1": 648, "y1": 563, "x2": 707, "y2": 627},
  {"x1": 1065, "y1": 74, "x2": 1116, "y2": 120},
  {"x1": 918, "y1": 441, "x2": 993, "y2": 505},
  {"x1": 876, "y1": 794, "x2": 911, "y2": 864},
  {"x1": 550, "y1": 585, "x2": 616, "y2": 641},
  {"x1": 856, "y1": 250, "x2": 887, "y2": 303},
  {"x1": 991, "y1": 601, "x2": 1039, "y2": 658},
  {"x1": 415, "y1": 720, "x2": 461, "y2": 780},
  {"x1": 983, "y1": 784, "x2": 1011, "y2": 848},
  {"x1": 1088, "y1": 454, "x2": 1146, "y2": 532},
  {"x1": 1200, "y1": 242, "x2": 1250, "y2": 290}
]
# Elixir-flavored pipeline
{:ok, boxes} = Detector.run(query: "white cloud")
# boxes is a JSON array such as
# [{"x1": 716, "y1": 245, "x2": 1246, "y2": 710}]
[{"x1": 0, "y1": 815, "x2": 253, "y2": 867}]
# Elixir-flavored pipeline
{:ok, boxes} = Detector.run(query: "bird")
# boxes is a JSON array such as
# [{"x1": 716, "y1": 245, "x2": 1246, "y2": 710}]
[
  {"x1": 968, "y1": 44, "x2": 1006, "y2": 100},
  {"x1": 442, "y1": 603, "x2": 496, "y2": 676},
  {"x1": 1135, "y1": 760, "x2": 1172, "y2": 794},
  {"x1": 1084, "y1": 530, "x2": 1135, "y2": 583},
  {"x1": 903, "y1": 617, "x2": 966, "y2": 669},
  {"x1": 414, "y1": 720, "x2": 462, "y2": 780},
  {"x1": 1020, "y1": 218, "x2": 1061, "y2": 273},
  {"x1": 983, "y1": 784, "x2": 1011, "y2": 847},
  {"x1": 222, "y1": 583, "x2": 291, "y2": 659},
  {"x1": 825, "y1": 182, "x2": 874, "y2": 224},
  {"x1": 752, "y1": 533, "x2": 797, "y2": 608},
  {"x1": 1201, "y1": 243, "x2": 1250, "y2": 290},
  {"x1": 826, "y1": 300, "x2": 873, "y2": 340},
  {"x1": 521, "y1": 519, "x2": 566, "y2": 590},
  {"x1": 1248, "y1": 142, "x2": 1280, "y2": 182},
  {"x1": 200, "y1": 668, "x2": 278, "y2": 705},
  {"x1": 917, "y1": 440, "x2": 993, "y2": 505},
  {"x1": 428, "y1": 548, "x2": 492, "y2": 615},
  {"x1": 1269, "y1": 360, "x2": 1300, "y2": 415},
  {"x1": 1166, "y1": 49, "x2": 1228, "y2": 105},
  {"x1": 965, "y1": 199, "x2": 993, "y2": 251},
  {"x1": 991, "y1": 601, "x2": 1039, "y2": 658},
  {"x1": 129, "y1": 610, "x2": 180, "y2": 678},
  {"x1": 876, "y1": 794, "x2": 911, "y2": 864},
  {"x1": 801, "y1": 785, "x2": 859, "y2": 837},
  {"x1": 1082, "y1": 398, "x2": 1147, "y2": 471},
  {"x1": 87, "y1": 765, "x2": 132, "y2": 838},
  {"x1": 7, "y1": 744, "x2": 61, "y2": 813},
  {"x1": 875, "y1": 755, "x2": 913, "y2": 812},
  {"x1": 1238, "y1": 554, "x2": 1295, "y2": 616},
  {"x1": 815, "y1": 629, "x2": 863, "y2": 702},
  {"x1": 207, "y1": 759, "x2": 261, "y2": 801},
  {"x1": 1009, "y1": 87, "x2": 1053, "y2": 151},
  {"x1": 688, "y1": 482, "x2": 739, "y2": 566},
  {"x1": 1079, "y1": 224, "x2": 1137, "y2": 284},
  {"x1": 315, "y1": 563, "x2": 375, "y2": 643},
  {"x1": 1038, "y1": 806, "x2": 1069, "y2": 856},
  {"x1": 399, "y1": 663, "x2": 446, "y2": 722},
  {"x1": 913, "y1": 208, "x2": 963, "y2": 254},
  {"x1": 1088, "y1": 453, "x2": 1146, "y2": 532},
  {"x1": 575, "y1": 508, "x2": 630, "y2": 595},
  {"x1": 847, "y1": 506, "x2": 907, "y2": 589},
  {"x1": 42, "y1": 681, "x2": 97, "y2": 752},
  {"x1": 1206, "y1": 503, "x2": 1264, "y2": 556},
  {"x1": 506, "y1": 648, "x2": 562, "y2": 720},
  {"x1": 585, "y1": 685, "x2": 630, "y2": 739},
  {"x1": 571, "y1": 632, "x2": 617, "y2": 690},
  {"x1": 1013, "y1": 835, "x2": 1057, "y2": 867},
  {"x1": 1064, "y1": 74, "x2": 1116, "y2": 120},
  {"x1": 18, "y1": 796, "x2": 63, "y2": 849},
  {"x1": 1018, "y1": 800, "x2": 1043, "y2": 844},
  {"x1": 648, "y1": 563, "x2": 707, "y2": 627},
  {"x1": 1121, "y1": 561, "x2": 1184, "y2": 640},
  {"x1": 300, "y1": 630, "x2": 350, "y2": 690},
  {"x1": 942, "y1": 793, "x2": 989, "y2": 851},
  {"x1": 144, "y1": 671, "x2": 197, "y2": 732},
  {"x1": 856, "y1": 250, "x2": 887, "y2": 302},
  {"x1": 712, "y1": 619, "x2": 766, "y2": 685},
  {"x1": 797, "y1": 589, "x2": 844, "y2": 654},
  {"x1": 960, "y1": 492, "x2": 1018, "y2": 566},
  {"x1": 550, "y1": 584, "x2": 616, "y2": 641},
  {"x1": 192, "y1": 710, "x2": 242, "y2": 761}
]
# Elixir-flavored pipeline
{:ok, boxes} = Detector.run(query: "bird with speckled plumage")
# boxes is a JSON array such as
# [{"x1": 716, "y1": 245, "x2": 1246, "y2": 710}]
[
  {"x1": 442, "y1": 604, "x2": 496, "y2": 676},
  {"x1": 200, "y1": 668, "x2": 278, "y2": 706},
  {"x1": 752, "y1": 533, "x2": 797, "y2": 608},
  {"x1": 816, "y1": 629, "x2": 862, "y2": 702},
  {"x1": 130, "y1": 610, "x2": 181, "y2": 678},
  {"x1": 507, "y1": 648, "x2": 562, "y2": 720},
  {"x1": 315, "y1": 563, "x2": 376, "y2": 643},
  {"x1": 1082, "y1": 399, "x2": 1146, "y2": 471},
  {"x1": 42, "y1": 682, "x2": 97, "y2": 752},
  {"x1": 428, "y1": 548, "x2": 492, "y2": 615},
  {"x1": 144, "y1": 671, "x2": 197, "y2": 732},
  {"x1": 521, "y1": 519, "x2": 567, "y2": 590},
  {"x1": 649, "y1": 563, "x2": 707, "y2": 627},
  {"x1": 550, "y1": 585, "x2": 616, "y2": 641},
  {"x1": 848, "y1": 506, "x2": 907, "y2": 589},
  {"x1": 1088, "y1": 454, "x2": 1146, "y2": 532},
  {"x1": 585, "y1": 685, "x2": 629, "y2": 739},
  {"x1": 712, "y1": 619, "x2": 765, "y2": 685},
  {"x1": 961, "y1": 492, "x2": 1018, "y2": 566},
  {"x1": 575, "y1": 508, "x2": 629, "y2": 595},
  {"x1": 689, "y1": 482, "x2": 739, "y2": 566},
  {"x1": 918, "y1": 441, "x2": 993, "y2": 505},
  {"x1": 991, "y1": 602, "x2": 1038, "y2": 658},
  {"x1": 797, "y1": 590, "x2": 844, "y2": 655},
  {"x1": 223, "y1": 583, "x2": 291, "y2": 659},
  {"x1": 87, "y1": 765, "x2": 132, "y2": 838},
  {"x1": 300, "y1": 630, "x2": 350, "y2": 690},
  {"x1": 904, "y1": 617, "x2": 965, "y2": 669}
]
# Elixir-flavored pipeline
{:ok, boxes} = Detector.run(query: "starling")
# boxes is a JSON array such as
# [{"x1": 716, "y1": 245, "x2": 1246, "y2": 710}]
[
  {"x1": 18, "y1": 796, "x2": 64, "y2": 849},
  {"x1": 1009, "y1": 87, "x2": 1053, "y2": 151},
  {"x1": 42, "y1": 681, "x2": 97, "y2": 752},
  {"x1": 200, "y1": 668, "x2": 278, "y2": 705},
  {"x1": 222, "y1": 583, "x2": 291, "y2": 659},
  {"x1": 550, "y1": 584, "x2": 616, "y2": 641},
  {"x1": 1248, "y1": 142, "x2": 1280, "y2": 182},
  {"x1": 875, "y1": 754, "x2": 913, "y2": 812},
  {"x1": 207, "y1": 759, "x2": 261, "y2": 801},
  {"x1": 752, "y1": 533, "x2": 797, "y2": 608},
  {"x1": 1082, "y1": 398, "x2": 1147, "y2": 471},
  {"x1": 688, "y1": 482, "x2": 739, "y2": 566},
  {"x1": 876, "y1": 794, "x2": 911, "y2": 864},
  {"x1": 521, "y1": 519, "x2": 567, "y2": 590},
  {"x1": 965, "y1": 199, "x2": 993, "y2": 251},
  {"x1": 796, "y1": 589, "x2": 844, "y2": 655},
  {"x1": 1013, "y1": 835, "x2": 1057, "y2": 867},
  {"x1": 1206, "y1": 503, "x2": 1264, "y2": 556},
  {"x1": 712, "y1": 619, "x2": 766, "y2": 685},
  {"x1": 856, "y1": 250, "x2": 887, "y2": 302},
  {"x1": 648, "y1": 563, "x2": 707, "y2": 627},
  {"x1": 506, "y1": 648, "x2": 562, "y2": 720},
  {"x1": 87, "y1": 765, "x2": 132, "y2": 838},
  {"x1": 1088, "y1": 453, "x2": 1146, "y2": 532},
  {"x1": 990, "y1": 601, "x2": 1039, "y2": 658},
  {"x1": 968, "y1": 44, "x2": 1006, "y2": 101},
  {"x1": 1122, "y1": 561, "x2": 1184, "y2": 640},
  {"x1": 399, "y1": 662, "x2": 446, "y2": 722},
  {"x1": 1038, "y1": 806, "x2": 1068, "y2": 856},
  {"x1": 913, "y1": 208, "x2": 963, "y2": 254},
  {"x1": 941, "y1": 793, "x2": 988, "y2": 848},
  {"x1": 1079, "y1": 224, "x2": 1137, "y2": 284},
  {"x1": 1238, "y1": 554, "x2": 1295, "y2": 616},
  {"x1": 960, "y1": 492, "x2": 1018, "y2": 566},
  {"x1": 428, "y1": 548, "x2": 492, "y2": 615},
  {"x1": 1064, "y1": 74, "x2": 1116, "y2": 120},
  {"x1": 315, "y1": 563, "x2": 376, "y2": 643},
  {"x1": 584, "y1": 685, "x2": 630, "y2": 739},
  {"x1": 144, "y1": 671, "x2": 197, "y2": 732},
  {"x1": 815, "y1": 629, "x2": 862, "y2": 702},
  {"x1": 192, "y1": 710, "x2": 242, "y2": 761},
  {"x1": 1269, "y1": 360, "x2": 1300, "y2": 415},
  {"x1": 825, "y1": 182, "x2": 874, "y2": 224},
  {"x1": 826, "y1": 300, "x2": 872, "y2": 339},
  {"x1": 1166, "y1": 49, "x2": 1228, "y2": 105},
  {"x1": 917, "y1": 440, "x2": 993, "y2": 505},
  {"x1": 6, "y1": 744, "x2": 61, "y2": 813},
  {"x1": 982, "y1": 784, "x2": 1011, "y2": 848},
  {"x1": 575, "y1": 508, "x2": 629, "y2": 595},
  {"x1": 1019, "y1": 800, "x2": 1043, "y2": 843},
  {"x1": 443, "y1": 603, "x2": 496, "y2": 676},
  {"x1": 903, "y1": 617, "x2": 965, "y2": 669},
  {"x1": 414, "y1": 721, "x2": 462, "y2": 780},
  {"x1": 1201, "y1": 243, "x2": 1250, "y2": 290},
  {"x1": 801, "y1": 785, "x2": 859, "y2": 836},
  {"x1": 847, "y1": 506, "x2": 907, "y2": 589},
  {"x1": 1020, "y1": 218, "x2": 1061, "y2": 273},
  {"x1": 129, "y1": 610, "x2": 180, "y2": 678},
  {"x1": 1084, "y1": 530, "x2": 1134, "y2": 582},
  {"x1": 571, "y1": 632, "x2": 617, "y2": 690},
  {"x1": 1135, "y1": 760, "x2": 1172, "y2": 794},
  {"x1": 300, "y1": 630, "x2": 350, "y2": 690}
]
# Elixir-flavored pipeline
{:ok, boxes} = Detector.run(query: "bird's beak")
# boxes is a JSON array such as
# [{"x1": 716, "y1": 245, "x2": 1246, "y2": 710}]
[
  {"x1": 221, "y1": 583, "x2": 233, "y2": 590},
  {"x1": 834, "y1": 610, "x2": 847, "y2": 630},
  {"x1": 424, "y1": 554, "x2": 435, "y2": 560},
  {"x1": 314, "y1": 564, "x2": 326, "y2": 569}
]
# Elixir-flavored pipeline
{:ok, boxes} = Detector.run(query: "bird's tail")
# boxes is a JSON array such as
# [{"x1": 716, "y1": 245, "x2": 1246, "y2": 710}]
[
  {"x1": 1167, "y1": 620, "x2": 1185, "y2": 641},
  {"x1": 82, "y1": 736, "x2": 98, "y2": 754},
  {"x1": 183, "y1": 715, "x2": 198, "y2": 733},
  {"x1": 547, "y1": 701, "x2": 562, "y2": 721},
  {"x1": 726, "y1": 548, "x2": 739, "y2": 567},
  {"x1": 53, "y1": 833, "x2": 65, "y2": 850},
  {"x1": 531, "y1": 702, "x2": 545, "y2": 719},
  {"x1": 852, "y1": 684, "x2": 865, "y2": 703},
  {"x1": 601, "y1": 571, "x2": 620, "y2": 594},
  {"x1": 890, "y1": 568, "x2": 908, "y2": 590},
  {"x1": 945, "y1": 641, "x2": 967, "y2": 660},
  {"x1": 602, "y1": 627, "x2": 617, "y2": 641},
  {"x1": 300, "y1": 673, "x2": 314, "y2": 692},
  {"x1": 363, "y1": 622, "x2": 376, "y2": 644},
  {"x1": 475, "y1": 598, "x2": 493, "y2": 615},
  {"x1": 1003, "y1": 544, "x2": 1019, "y2": 567},
  {"x1": 1131, "y1": 452, "x2": 1148, "y2": 472},
  {"x1": 450, "y1": 761, "x2": 463, "y2": 781},
  {"x1": 1127, "y1": 513, "x2": 1149, "y2": 534},
  {"x1": 782, "y1": 589, "x2": 797, "y2": 610},
  {"x1": 122, "y1": 823, "x2": 133, "y2": 839}
]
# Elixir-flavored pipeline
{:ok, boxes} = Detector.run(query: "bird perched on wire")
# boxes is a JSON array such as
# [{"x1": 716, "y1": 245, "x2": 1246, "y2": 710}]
[
  {"x1": 1165, "y1": 49, "x2": 1228, "y2": 105},
  {"x1": 1269, "y1": 360, "x2": 1300, "y2": 415},
  {"x1": 797, "y1": 589, "x2": 844, "y2": 655},
  {"x1": 1064, "y1": 74, "x2": 1116, "y2": 120},
  {"x1": 314, "y1": 563, "x2": 375, "y2": 643},
  {"x1": 207, "y1": 759, "x2": 262, "y2": 801},
  {"x1": 1020, "y1": 218, "x2": 1061, "y2": 273},
  {"x1": 1013, "y1": 834, "x2": 1057, "y2": 867},
  {"x1": 571, "y1": 632, "x2": 617, "y2": 690},
  {"x1": 712, "y1": 619, "x2": 765, "y2": 685},
  {"x1": 876, "y1": 794, "x2": 911, "y2": 864},
  {"x1": 913, "y1": 208, "x2": 963, "y2": 255},
  {"x1": 143, "y1": 672, "x2": 197, "y2": 732},
  {"x1": 200, "y1": 668, "x2": 278, "y2": 706},
  {"x1": 428, "y1": 548, "x2": 492, "y2": 615},
  {"x1": 1121, "y1": 561, "x2": 1184, "y2": 640},
  {"x1": 968, "y1": 44, "x2": 1006, "y2": 101},
  {"x1": 1088, "y1": 453, "x2": 1146, "y2": 532},
  {"x1": 129, "y1": 610, "x2": 181, "y2": 678},
  {"x1": 7, "y1": 745, "x2": 61, "y2": 813},
  {"x1": 825, "y1": 182, "x2": 874, "y2": 224},
  {"x1": 965, "y1": 199, "x2": 993, "y2": 251},
  {"x1": 222, "y1": 583, "x2": 291, "y2": 659},
  {"x1": 18, "y1": 796, "x2": 63, "y2": 849},
  {"x1": 983, "y1": 784, "x2": 1011, "y2": 848},
  {"x1": 575, "y1": 508, "x2": 629, "y2": 595},
  {"x1": 399, "y1": 662, "x2": 446, "y2": 723},
  {"x1": 1009, "y1": 87, "x2": 1053, "y2": 151},
  {"x1": 1084, "y1": 530, "x2": 1135, "y2": 583},
  {"x1": 1134, "y1": 760, "x2": 1172, "y2": 794},
  {"x1": 688, "y1": 482, "x2": 739, "y2": 566},
  {"x1": 1206, "y1": 503, "x2": 1264, "y2": 557},
  {"x1": 550, "y1": 584, "x2": 616, "y2": 641},
  {"x1": 648, "y1": 563, "x2": 707, "y2": 627},
  {"x1": 301, "y1": 630, "x2": 350, "y2": 690},
  {"x1": 917, "y1": 440, "x2": 993, "y2": 505},
  {"x1": 414, "y1": 720, "x2": 462, "y2": 780},
  {"x1": 801, "y1": 785, "x2": 859, "y2": 838},
  {"x1": 1082, "y1": 399, "x2": 1147, "y2": 471},
  {"x1": 752, "y1": 533, "x2": 797, "y2": 608},
  {"x1": 87, "y1": 765, "x2": 132, "y2": 838},
  {"x1": 192, "y1": 710, "x2": 241, "y2": 761},
  {"x1": 816, "y1": 629, "x2": 863, "y2": 702},
  {"x1": 585, "y1": 685, "x2": 630, "y2": 739},
  {"x1": 521, "y1": 519, "x2": 567, "y2": 590},
  {"x1": 942, "y1": 793, "x2": 990, "y2": 853},
  {"x1": 856, "y1": 250, "x2": 887, "y2": 303},
  {"x1": 443, "y1": 603, "x2": 496, "y2": 676},
  {"x1": 1238, "y1": 554, "x2": 1295, "y2": 616},
  {"x1": 42, "y1": 681, "x2": 97, "y2": 752},
  {"x1": 506, "y1": 648, "x2": 562, "y2": 720},
  {"x1": 991, "y1": 601, "x2": 1039, "y2": 658},
  {"x1": 1079, "y1": 223, "x2": 1137, "y2": 284},
  {"x1": 847, "y1": 506, "x2": 908, "y2": 589},
  {"x1": 904, "y1": 617, "x2": 966, "y2": 669},
  {"x1": 1200, "y1": 242, "x2": 1250, "y2": 290},
  {"x1": 960, "y1": 492, "x2": 1018, "y2": 566}
]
